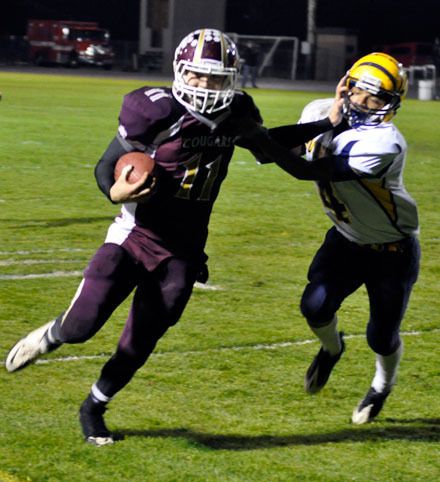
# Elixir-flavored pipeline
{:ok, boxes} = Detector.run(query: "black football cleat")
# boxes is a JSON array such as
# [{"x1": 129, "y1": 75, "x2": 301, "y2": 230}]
[
  {"x1": 352, "y1": 387, "x2": 391, "y2": 424},
  {"x1": 79, "y1": 396, "x2": 114, "y2": 446},
  {"x1": 304, "y1": 332, "x2": 345, "y2": 394}
]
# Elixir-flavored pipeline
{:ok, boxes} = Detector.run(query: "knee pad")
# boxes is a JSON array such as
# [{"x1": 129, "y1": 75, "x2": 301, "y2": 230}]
[
  {"x1": 300, "y1": 283, "x2": 337, "y2": 327},
  {"x1": 366, "y1": 322, "x2": 401, "y2": 355}
]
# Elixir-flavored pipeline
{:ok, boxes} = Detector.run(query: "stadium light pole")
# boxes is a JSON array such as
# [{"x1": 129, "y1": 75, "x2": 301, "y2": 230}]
[{"x1": 306, "y1": 0, "x2": 317, "y2": 79}]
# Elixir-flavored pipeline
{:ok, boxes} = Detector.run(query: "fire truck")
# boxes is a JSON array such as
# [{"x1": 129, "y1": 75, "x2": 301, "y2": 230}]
[{"x1": 27, "y1": 19, "x2": 114, "y2": 69}]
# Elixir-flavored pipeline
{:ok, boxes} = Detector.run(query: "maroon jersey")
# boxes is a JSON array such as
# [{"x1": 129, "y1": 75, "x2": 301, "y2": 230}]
[{"x1": 101, "y1": 86, "x2": 262, "y2": 270}]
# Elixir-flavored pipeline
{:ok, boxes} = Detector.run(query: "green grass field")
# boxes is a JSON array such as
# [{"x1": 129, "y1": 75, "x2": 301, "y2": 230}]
[{"x1": 0, "y1": 71, "x2": 439, "y2": 482}]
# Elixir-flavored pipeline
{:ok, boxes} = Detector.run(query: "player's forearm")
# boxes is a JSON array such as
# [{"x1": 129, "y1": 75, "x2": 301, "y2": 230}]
[
  {"x1": 248, "y1": 129, "x2": 317, "y2": 179},
  {"x1": 250, "y1": 129, "x2": 358, "y2": 181},
  {"x1": 94, "y1": 135, "x2": 134, "y2": 201},
  {"x1": 267, "y1": 118, "x2": 333, "y2": 148},
  {"x1": 250, "y1": 118, "x2": 333, "y2": 167}
]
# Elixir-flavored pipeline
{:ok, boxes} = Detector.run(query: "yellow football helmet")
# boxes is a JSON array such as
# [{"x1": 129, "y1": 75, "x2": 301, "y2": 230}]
[{"x1": 343, "y1": 52, "x2": 408, "y2": 126}]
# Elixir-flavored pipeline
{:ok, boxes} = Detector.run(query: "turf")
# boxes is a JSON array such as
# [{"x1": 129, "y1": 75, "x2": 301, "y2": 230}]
[{"x1": 0, "y1": 71, "x2": 439, "y2": 482}]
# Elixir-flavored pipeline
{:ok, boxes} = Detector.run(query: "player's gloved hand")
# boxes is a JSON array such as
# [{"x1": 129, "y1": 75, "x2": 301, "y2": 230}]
[
  {"x1": 229, "y1": 116, "x2": 265, "y2": 140},
  {"x1": 110, "y1": 165, "x2": 157, "y2": 203}
]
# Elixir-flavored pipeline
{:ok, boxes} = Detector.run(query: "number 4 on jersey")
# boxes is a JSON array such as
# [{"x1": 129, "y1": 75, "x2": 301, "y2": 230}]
[{"x1": 318, "y1": 181, "x2": 350, "y2": 223}]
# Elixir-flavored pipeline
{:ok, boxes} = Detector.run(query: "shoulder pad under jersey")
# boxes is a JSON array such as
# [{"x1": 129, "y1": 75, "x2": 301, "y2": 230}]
[
  {"x1": 300, "y1": 98, "x2": 333, "y2": 123},
  {"x1": 118, "y1": 86, "x2": 181, "y2": 142}
]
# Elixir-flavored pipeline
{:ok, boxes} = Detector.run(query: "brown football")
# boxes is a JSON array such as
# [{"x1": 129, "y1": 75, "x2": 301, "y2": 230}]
[{"x1": 114, "y1": 152, "x2": 155, "y2": 184}]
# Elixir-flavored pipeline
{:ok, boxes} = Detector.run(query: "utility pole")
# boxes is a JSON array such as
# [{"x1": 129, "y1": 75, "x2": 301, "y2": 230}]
[{"x1": 306, "y1": 0, "x2": 317, "y2": 79}]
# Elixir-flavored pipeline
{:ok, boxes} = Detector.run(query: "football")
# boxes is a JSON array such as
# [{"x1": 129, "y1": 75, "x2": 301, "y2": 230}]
[{"x1": 114, "y1": 152, "x2": 155, "y2": 184}]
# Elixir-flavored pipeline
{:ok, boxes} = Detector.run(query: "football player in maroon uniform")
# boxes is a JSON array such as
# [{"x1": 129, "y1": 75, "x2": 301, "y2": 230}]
[{"x1": 6, "y1": 29, "x2": 343, "y2": 445}]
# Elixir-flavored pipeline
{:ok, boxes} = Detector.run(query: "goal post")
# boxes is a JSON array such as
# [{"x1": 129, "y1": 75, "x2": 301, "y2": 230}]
[{"x1": 227, "y1": 34, "x2": 300, "y2": 80}]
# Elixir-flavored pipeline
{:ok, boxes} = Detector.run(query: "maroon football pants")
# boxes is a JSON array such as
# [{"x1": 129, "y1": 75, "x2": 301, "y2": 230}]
[{"x1": 53, "y1": 243, "x2": 198, "y2": 398}]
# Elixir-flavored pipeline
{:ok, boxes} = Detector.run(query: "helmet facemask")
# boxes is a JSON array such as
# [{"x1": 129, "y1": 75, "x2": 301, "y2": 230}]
[
  {"x1": 343, "y1": 77, "x2": 401, "y2": 127},
  {"x1": 172, "y1": 29, "x2": 239, "y2": 115},
  {"x1": 173, "y1": 60, "x2": 237, "y2": 114}
]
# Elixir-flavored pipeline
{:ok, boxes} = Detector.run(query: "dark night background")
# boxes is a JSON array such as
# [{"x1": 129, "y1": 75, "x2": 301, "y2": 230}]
[{"x1": 1, "y1": 0, "x2": 439, "y2": 51}]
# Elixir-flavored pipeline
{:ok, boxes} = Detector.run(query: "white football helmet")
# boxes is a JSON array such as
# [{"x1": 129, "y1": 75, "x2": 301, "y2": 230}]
[{"x1": 172, "y1": 29, "x2": 239, "y2": 114}]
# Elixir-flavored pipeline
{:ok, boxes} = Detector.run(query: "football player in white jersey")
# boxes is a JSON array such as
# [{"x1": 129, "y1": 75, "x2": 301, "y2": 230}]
[{"x1": 252, "y1": 53, "x2": 420, "y2": 424}]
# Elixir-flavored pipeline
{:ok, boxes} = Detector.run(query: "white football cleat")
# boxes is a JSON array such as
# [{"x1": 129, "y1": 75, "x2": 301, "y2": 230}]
[
  {"x1": 5, "y1": 320, "x2": 60, "y2": 372},
  {"x1": 86, "y1": 435, "x2": 114, "y2": 447}
]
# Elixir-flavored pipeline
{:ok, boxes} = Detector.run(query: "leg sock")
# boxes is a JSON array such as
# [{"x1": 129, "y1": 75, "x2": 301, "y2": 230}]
[
  {"x1": 372, "y1": 343, "x2": 403, "y2": 393},
  {"x1": 309, "y1": 315, "x2": 342, "y2": 356}
]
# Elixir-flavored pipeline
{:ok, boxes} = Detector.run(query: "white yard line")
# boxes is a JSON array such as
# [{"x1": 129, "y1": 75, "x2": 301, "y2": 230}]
[
  {"x1": 0, "y1": 271, "x2": 83, "y2": 280},
  {"x1": 0, "y1": 328, "x2": 435, "y2": 367},
  {"x1": 0, "y1": 259, "x2": 85, "y2": 266},
  {"x1": 0, "y1": 248, "x2": 89, "y2": 256},
  {"x1": 0, "y1": 272, "x2": 223, "y2": 288},
  {"x1": 194, "y1": 282, "x2": 224, "y2": 291}
]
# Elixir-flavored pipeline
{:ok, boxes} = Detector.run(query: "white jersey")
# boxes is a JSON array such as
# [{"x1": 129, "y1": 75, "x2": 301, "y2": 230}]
[{"x1": 299, "y1": 98, "x2": 419, "y2": 244}]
